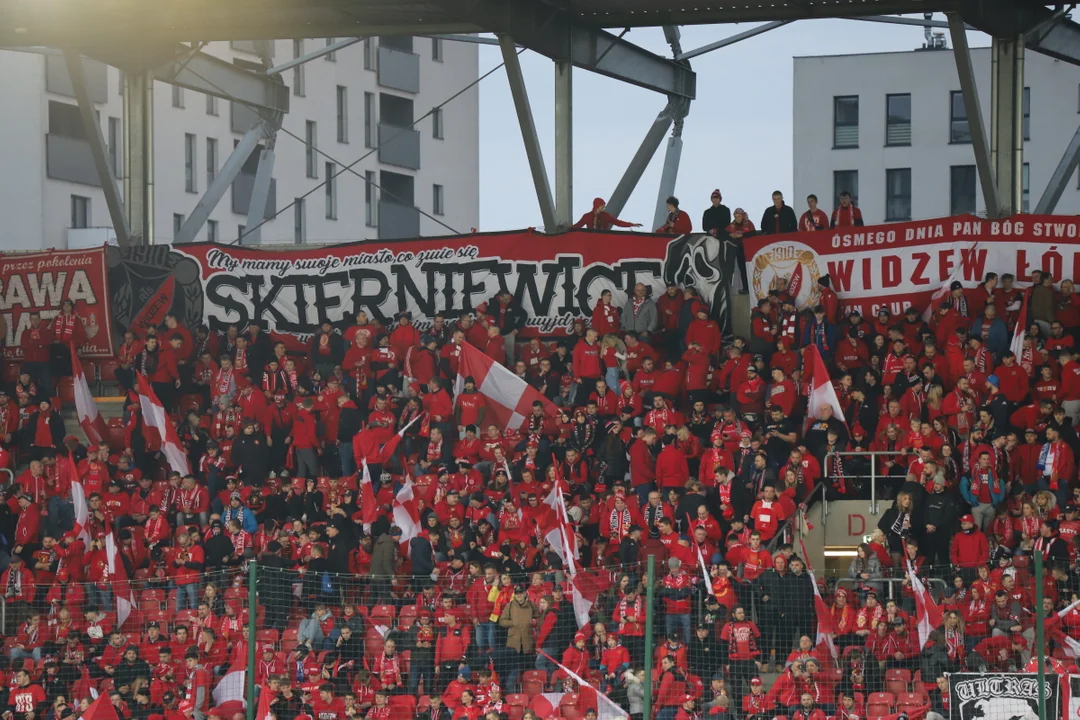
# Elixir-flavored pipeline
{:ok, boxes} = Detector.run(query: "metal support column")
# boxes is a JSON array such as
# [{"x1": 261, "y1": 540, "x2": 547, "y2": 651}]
[
  {"x1": 605, "y1": 105, "x2": 674, "y2": 218},
  {"x1": 500, "y1": 35, "x2": 556, "y2": 230},
  {"x1": 1035, "y1": 123, "x2": 1080, "y2": 213},
  {"x1": 991, "y1": 36, "x2": 1025, "y2": 216},
  {"x1": 244, "y1": 135, "x2": 278, "y2": 245},
  {"x1": 653, "y1": 120, "x2": 685, "y2": 231},
  {"x1": 123, "y1": 70, "x2": 154, "y2": 244},
  {"x1": 175, "y1": 123, "x2": 264, "y2": 244},
  {"x1": 948, "y1": 14, "x2": 1000, "y2": 218},
  {"x1": 554, "y1": 60, "x2": 573, "y2": 228},
  {"x1": 63, "y1": 50, "x2": 130, "y2": 246}
]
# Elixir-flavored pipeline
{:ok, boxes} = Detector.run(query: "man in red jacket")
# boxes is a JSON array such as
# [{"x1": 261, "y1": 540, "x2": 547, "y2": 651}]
[
  {"x1": 656, "y1": 436, "x2": 689, "y2": 491},
  {"x1": 572, "y1": 328, "x2": 602, "y2": 399},
  {"x1": 951, "y1": 514, "x2": 989, "y2": 581},
  {"x1": 655, "y1": 196, "x2": 692, "y2": 235},
  {"x1": 629, "y1": 429, "x2": 658, "y2": 506},
  {"x1": 20, "y1": 312, "x2": 53, "y2": 393}
]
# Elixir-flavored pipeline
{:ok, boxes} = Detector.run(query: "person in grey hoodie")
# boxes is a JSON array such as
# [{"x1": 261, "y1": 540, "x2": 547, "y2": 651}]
[
  {"x1": 622, "y1": 283, "x2": 658, "y2": 339},
  {"x1": 624, "y1": 669, "x2": 645, "y2": 720},
  {"x1": 371, "y1": 527, "x2": 400, "y2": 604}
]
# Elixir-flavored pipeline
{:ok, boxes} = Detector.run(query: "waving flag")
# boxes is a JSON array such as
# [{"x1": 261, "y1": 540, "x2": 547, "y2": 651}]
[
  {"x1": 806, "y1": 343, "x2": 845, "y2": 422},
  {"x1": 1010, "y1": 287, "x2": 1030, "y2": 359},
  {"x1": 537, "y1": 650, "x2": 629, "y2": 720},
  {"x1": 79, "y1": 690, "x2": 121, "y2": 720},
  {"x1": 454, "y1": 340, "x2": 558, "y2": 431},
  {"x1": 105, "y1": 531, "x2": 137, "y2": 627},
  {"x1": 359, "y1": 460, "x2": 378, "y2": 527},
  {"x1": 71, "y1": 345, "x2": 106, "y2": 445},
  {"x1": 907, "y1": 561, "x2": 943, "y2": 649},
  {"x1": 135, "y1": 375, "x2": 190, "y2": 475},
  {"x1": 393, "y1": 474, "x2": 421, "y2": 552},
  {"x1": 797, "y1": 538, "x2": 837, "y2": 659},
  {"x1": 539, "y1": 468, "x2": 595, "y2": 627}
]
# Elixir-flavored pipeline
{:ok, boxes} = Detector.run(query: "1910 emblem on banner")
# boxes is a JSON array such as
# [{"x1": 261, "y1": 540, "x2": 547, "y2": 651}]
[{"x1": 751, "y1": 242, "x2": 821, "y2": 308}]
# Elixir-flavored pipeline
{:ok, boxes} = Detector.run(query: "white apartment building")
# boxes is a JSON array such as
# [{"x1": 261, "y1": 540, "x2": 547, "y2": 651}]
[
  {"x1": 793, "y1": 45, "x2": 1080, "y2": 223},
  {"x1": 0, "y1": 36, "x2": 480, "y2": 250}
]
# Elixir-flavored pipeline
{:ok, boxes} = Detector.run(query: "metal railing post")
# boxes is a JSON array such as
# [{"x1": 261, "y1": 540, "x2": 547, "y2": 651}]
[
  {"x1": 246, "y1": 562, "x2": 257, "y2": 720},
  {"x1": 870, "y1": 455, "x2": 878, "y2": 515},
  {"x1": 644, "y1": 555, "x2": 655, "y2": 720}
]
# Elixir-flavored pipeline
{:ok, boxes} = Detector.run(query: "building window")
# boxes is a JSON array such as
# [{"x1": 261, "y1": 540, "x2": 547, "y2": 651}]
[
  {"x1": 364, "y1": 38, "x2": 375, "y2": 70},
  {"x1": 1023, "y1": 86, "x2": 1031, "y2": 141},
  {"x1": 950, "y1": 165, "x2": 977, "y2": 215},
  {"x1": 326, "y1": 162, "x2": 338, "y2": 220},
  {"x1": 885, "y1": 93, "x2": 911, "y2": 146},
  {"x1": 433, "y1": 184, "x2": 444, "y2": 216},
  {"x1": 325, "y1": 38, "x2": 337, "y2": 62},
  {"x1": 237, "y1": 225, "x2": 246, "y2": 241},
  {"x1": 432, "y1": 107, "x2": 444, "y2": 140},
  {"x1": 292, "y1": 40, "x2": 305, "y2": 97},
  {"x1": 364, "y1": 92, "x2": 375, "y2": 148},
  {"x1": 70, "y1": 195, "x2": 90, "y2": 229},
  {"x1": 833, "y1": 170, "x2": 858, "y2": 210},
  {"x1": 206, "y1": 94, "x2": 218, "y2": 116},
  {"x1": 1022, "y1": 162, "x2": 1030, "y2": 213},
  {"x1": 207, "y1": 220, "x2": 218, "y2": 243},
  {"x1": 206, "y1": 138, "x2": 218, "y2": 187},
  {"x1": 184, "y1": 133, "x2": 197, "y2": 193},
  {"x1": 294, "y1": 198, "x2": 306, "y2": 243},
  {"x1": 172, "y1": 85, "x2": 184, "y2": 108},
  {"x1": 365, "y1": 171, "x2": 377, "y2": 227},
  {"x1": 305, "y1": 121, "x2": 317, "y2": 178},
  {"x1": 885, "y1": 168, "x2": 912, "y2": 222},
  {"x1": 950, "y1": 90, "x2": 970, "y2": 143},
  {"x1": 432, "y1": 38, "x2": 443, "y2": 61},
  {"x1": 833, "y1": 95, "x2": 859, "y2": 148},
  {"x1": 173, "y1": 213, "x2": 185, "y2": 239},
  {"x1": 107, "y1": 117, "x2": 121, "y2": 179},
  {"x1": 336, "y1": 86, "x2": 348, "y2": 143}
]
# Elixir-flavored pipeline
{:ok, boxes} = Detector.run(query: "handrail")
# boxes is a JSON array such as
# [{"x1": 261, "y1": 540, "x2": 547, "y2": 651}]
[
  {"x1": 823, "y1": 450, "x2": 903, "y2": 515},
  {"x1": 833, "y1": 575, "x2": 949, "y2": 603},
  {"x1": 766, "y1": 480, "x2": 824, "y2": 554}
]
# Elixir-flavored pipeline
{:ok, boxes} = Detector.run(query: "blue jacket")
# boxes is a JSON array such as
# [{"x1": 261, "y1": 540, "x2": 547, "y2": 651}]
[
  {"x1": 222, "y1": 505, "x2": 258, "y2": 534},
  {"x1": 971, "y1": 318, "x2": 1008, "y2": 358},
  {"x1": 960, "y1": 472, "x2": 1005, "y2": 507},
  {"x1": 802, "y1": 319, "x2": 837, "y2": 361}
]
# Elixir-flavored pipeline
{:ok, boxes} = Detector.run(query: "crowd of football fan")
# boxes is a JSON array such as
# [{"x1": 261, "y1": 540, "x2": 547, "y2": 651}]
[{"x1": 0, "y1": 191, "x2": 1080, "y2": 720}]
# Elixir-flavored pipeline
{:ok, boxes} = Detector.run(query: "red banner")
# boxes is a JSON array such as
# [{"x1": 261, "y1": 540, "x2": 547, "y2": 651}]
[
  {"x1": 1, "y1": 247, "x2": 115, "y2": 360},
  {"x1": 743, "y1": 214, "x2": 1080, "y2": 317},
  {"x1": 108, "y1": 230, "x2": 739, "y2": 349}
]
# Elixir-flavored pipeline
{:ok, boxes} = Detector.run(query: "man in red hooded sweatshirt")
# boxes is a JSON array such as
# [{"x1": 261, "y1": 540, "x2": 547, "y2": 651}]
[
  {"x1": 655, "y1": 196, "x2": 692, "y2": 235},
  {"x1": 570, "y1": 198, "x2": 642, "y2": 231}
]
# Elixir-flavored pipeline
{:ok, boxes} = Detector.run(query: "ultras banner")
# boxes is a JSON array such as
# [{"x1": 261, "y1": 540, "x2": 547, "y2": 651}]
[
  {"x1": 1, "y1": 247, "x2": 115, "y2": 359},
  {"x1": 743, "y1": 214, "x2": 1080, "y2": 317},
  {"x1": 105, "y1": 231, "x2": 739, "y2": 347},
  {"x1": 948, "y1": 672, "x2": 1058, "y2": 720}
]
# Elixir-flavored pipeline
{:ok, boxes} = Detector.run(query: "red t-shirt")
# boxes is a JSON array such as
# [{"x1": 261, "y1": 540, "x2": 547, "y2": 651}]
[
  {"x1": 312, "y1": 697, "x2": 346, "y2": 720},
  {"x1": 10, "y1": 684, "x2": 45, "y2": 713}
]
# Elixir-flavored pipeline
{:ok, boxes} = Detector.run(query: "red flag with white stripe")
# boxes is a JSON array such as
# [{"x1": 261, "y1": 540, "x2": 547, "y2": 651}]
[
  {"x1": 536, "y1": 651, "x2": 629, "y2": 720},
  {"x1": 135, "y1": 375, "x2": 190, "y2": 475},
  {"x1": 808, "y1": 569, "x2": 838, "y2": 659},
  {"x1": 105, "y1": 531, "x2": 137, "y2": 627},
  {"x1": 70, "y1": 345, "x2": 106, "y2": 445},
  {"x1": 393, "y1": 474, "x2": 421, "y2": 552},
  {"x1": 359, "y1": 460, "x2": 378, "y2": 526},
  {"x1": 807, "y1": 344, "x2": 846, "y2": 423},
  {"x1": 1010, "y1": 287, "x2": 1030, "y2": 359},
  {"x1": 455, "y1": 341, "x2": 559, "y2": 431},
  {"x1": 907, "y1": 560, "x2": 943, "y2": 649}
]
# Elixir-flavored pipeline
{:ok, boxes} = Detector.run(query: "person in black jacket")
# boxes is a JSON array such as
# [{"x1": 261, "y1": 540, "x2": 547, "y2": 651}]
[
  {"x1": 245, "y1": 321, "x2": 273, "y2": 379},
  {"x1": 922, "y1": 477, "x2": 955, "y2": 569},
  {"x1": 309, "y1": 322, "x2": 345, "y2": 378},
  {"x1": 759, "y1": 191, "x2": 798, "y2": 235},
  {"x1": 231, "y1": 420, "x2": 269, "y2": 486},
  {"x1": 702, "y1": 190, "x2": 731, "y2": 237},
  {"x1": 619, "y1": 525, "x2": 642, "y2": 568},
  {"x1": 335, "y1": 394, "x2": 363, "y2": 476},
  {"x1": 689, "y1": 623, "x2": 722, "y2": 680},
  {"x1": 488, "y1": 290, "x2": 528, "y2": 364},
  {"x1": 256, "y1": 543, "x2": 292, "y2": 631},
  {"x1": 410, "y1": 528, "x2": 438, "y2": 589}
]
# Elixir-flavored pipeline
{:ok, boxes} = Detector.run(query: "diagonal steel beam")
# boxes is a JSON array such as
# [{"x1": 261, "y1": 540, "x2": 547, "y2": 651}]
[
  {"x1": 606, "y1": 105, "x2": 675, "y2": 218},
  {"x1": 62, "y1": 49, "x2": 130, "y2": 246},
  {"x1": 499, "y1": 35, "x2": 556, "y2": 231},
  {"x1": 948, "y1": 13, "x2": 1001, "y2": 217},
  {"x1": 442, "y1": 0, "x2": 695, "y2": 98},
  {"x1": 677, "y1": 21, "x2": 791, "y2": 60},
  {"x1": 1036, "y1": 123, "x2": 1080, "y2": 214},
  {"x1": 244, "y1": 132, "x2": 278, "y2": 245},
  {"x1": 148, "y1": 44, "x2": 289, "y2": 113}
]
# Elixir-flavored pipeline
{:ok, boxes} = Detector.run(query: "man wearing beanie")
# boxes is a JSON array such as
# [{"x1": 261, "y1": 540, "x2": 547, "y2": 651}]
[{"x1": 702, "y1": 189, "x2": 731, "y2": 237}]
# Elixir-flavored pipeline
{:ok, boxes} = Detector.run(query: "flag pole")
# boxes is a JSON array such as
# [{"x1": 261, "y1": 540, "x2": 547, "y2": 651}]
[
  {"x1": 644, "y1": 554, "x2": 655, "y2": 720},
  {"x1": 1035, "y1": 551, "x2": 1046, "y2": 720},
  {"x1": 247, "y1": 562, "x2": 257, "y2": 720}
]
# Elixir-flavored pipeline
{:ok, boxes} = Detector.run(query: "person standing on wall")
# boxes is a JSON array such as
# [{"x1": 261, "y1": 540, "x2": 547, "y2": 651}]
[{"x1": 759, "y1": 191, "x2": 797, "y2": 235}]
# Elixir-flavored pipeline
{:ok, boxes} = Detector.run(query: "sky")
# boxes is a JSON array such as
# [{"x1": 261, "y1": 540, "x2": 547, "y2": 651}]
[{"x1": 476, "y1": 15, "x2": 988, "y2": 231}]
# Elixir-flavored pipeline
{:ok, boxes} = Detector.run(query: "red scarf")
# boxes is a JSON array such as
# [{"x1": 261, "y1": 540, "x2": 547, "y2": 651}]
[
  {"x1": 607, "y1": 508, "x2": 631, "y2": 539},
  {"x1": 234, "y1": 349, "x2": 247, "y2": 372},
  {"x1": 53, "y1": 313, "x2": 78, "y2": 342},
  {"x1": 425, "y1": 437, "x2": 442, "y2": 462},
  {"x1": 214, "y1": 368, "x2": 234, "y2": 396}
]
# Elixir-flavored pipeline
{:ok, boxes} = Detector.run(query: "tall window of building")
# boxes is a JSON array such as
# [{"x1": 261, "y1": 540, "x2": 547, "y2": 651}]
[
  {"x1": 294, "y1": 198, "x2": 306, "y2": 244},
  {"x1": 108, "y1": 117, "x2": 121, "y2": 178},
  {"x1": 432, "y1": 38, "x2": 443, "y2": 61},
  {"x1": 950, "y1": 91, "x2": 970, "y2": 143},
  {"x1": 207, "y1": 220, "x2": 218, "y2": 243},
  {"x1": 432, "y1": 107, "x2": 444, "y2": 140},
  {"x1": 173, "y1": 213, "x2": 185, "y2": 239},
  {"x1": 292, "y1": 40, "x2": 305, "y2": 97},
  {"x1": 1023, "y1": 162, "x2": 1030, "y2": 213},
  {"x1": 336, "y1": 86, "x2": 348, "y2": 143},
  {"x1": 172, "y1": 85, "x2": 184, "y2": 109},
  {"x1": 70, "y1": 195, "x2": 90, "y2": 229},
  {"x1": 433, "y1": 184, "x2": 444, "y2": 216},
  {"x1": 206, "y1": 94, "x2": 218, "y2": 116},
  {"x1": 237, "y1": 225, "x2": 246, "y2": 241},
  {"x1": 364, "y1": 92, "x2": 375, "y2": 148},
  {"x1": 885, "y1": 93, "x2": 911, "y2": 146},
  {"x1": 1023, "y1": 86, "x2": 1031, "y2": 141},
  {"x1": 305, "y1": 121, "x2": 317, "y2": 178},
  {"x1": 184, "y1": 133, "x2": 197, "y2": 193},
  {"x1": 326, "y1": 162, "x2": 338, "y2": 220},
  {"x1": 365, "y1": 171, "x2": 377, "y2": 227},
  {"x1": 885, "y1": 168, "x2": 912, "y2": 222},
  {"x1": 363, "y1": 38, "x2": 375, "y2": 70},
  {"x1": 833, "y1": 96, "x2": 859, "y2": 148},
  {"x1": 325, "y1": 38, "x2": 337, "y2": 62},
  {"x1": 833, "y1": 170, "x2": 859, "y2": 210},
  {"x1": 206, "y1": 138, "x2": 218, "y2": 187},
  {"x1": 950, "y1": 165, "x2": 977, "y2": 215}
]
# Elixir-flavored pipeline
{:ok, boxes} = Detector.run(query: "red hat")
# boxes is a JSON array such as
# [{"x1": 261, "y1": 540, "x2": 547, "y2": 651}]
[
  {"x1": 739, "y1": 429, "x2": 752, "y2": 439},
  {"x1": 574, "y1": 632, "x2": 588, "y2": 643},
  {"x1": 418, "y1": 609, "x2": 432, "y2": 620},
  {"x1": 852, "y1": 423, "x2": 867, "y2": 436},
  {"x1": 960, "y1": 514, "x2": 975, "y2": 524},
  {"x1": 711, "y1": 189, "x2": 721, "y2": 200},
  {"x1": 750, "y1": 678, "x2": 762, "y2": 687}
]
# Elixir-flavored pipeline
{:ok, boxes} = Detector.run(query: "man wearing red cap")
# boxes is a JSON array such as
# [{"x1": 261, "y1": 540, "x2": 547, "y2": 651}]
[
  {"x1": 951, "y1": 514, "x2": 988, "y2": 582},
  {"x1": 742, "y1": 677, "x2": 775, "y2": 716},
  {"x1": 702, "y1": 190, "x2": 731, "y2": 237}
]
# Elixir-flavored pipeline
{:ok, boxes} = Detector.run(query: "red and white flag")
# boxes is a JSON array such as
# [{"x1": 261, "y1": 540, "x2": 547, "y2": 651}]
[
  {"x1": 806, "y1": 344, "x2": 845, "y2": 423},
  {"x1": 907, "y1": 561, "x2": 943, "y2": 649},
  {"x1": 393, "y1": 474, "x2": 421, "y2": 552},
  {"x1": 105, "y1": 531, "x2": 137, "y2": 627},
  {"x1": 80, "y1": 689, "x2": 121, "y2": 720},
  {"x1": 135, "y1": 375, "x2": 190, "y2": 475},
  {"x1": 1010, "y1": 287, "x2": 1030, "y2": 359},
  {"x1": 454, "y1": 340, "x2": 558, "y2": 431},
  {"x1": 71, "y1": 344, "x2": 106, "y2": 445},
  {"x1": 359, "y1": 460, "x2": 378, "y2": 527},
  {"x1": 808, "y1": 569, "x2": 838, "y2": 659},
  {"x1": 539, "y1": 470, "x2": 595, "y2": 628},
  {"x1": 62, "y1": 451, "x2": 91, "y2": 546},
  {"x1": 536, "y1": 651, "x2": 629, "y2": 720}
]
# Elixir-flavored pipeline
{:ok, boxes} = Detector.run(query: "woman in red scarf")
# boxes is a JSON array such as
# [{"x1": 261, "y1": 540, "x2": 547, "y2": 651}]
[{"x1": 28, "y1": 400, "x2": 63, "y2": 460}]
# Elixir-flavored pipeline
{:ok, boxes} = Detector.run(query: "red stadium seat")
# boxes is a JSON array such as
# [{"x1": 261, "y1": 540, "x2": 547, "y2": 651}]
[
  {"x1": 885, "y1": 668, "x2": 911, "y2": 696},
  {"x1": 256, "y1": 629, "x2": 280, "y2": 646},
  {"x1": 521, "y1": 670, "x2": 547, "y2": 687},
  {"x1": 140, "y1": 589, "x2": 165, "y2": 609},
  {"x1": 521, "y1": 680, "x2": 544, "y2": 698},
  {"x1": 370, "y1": 604, "x2": 396, "y2": 622}
]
